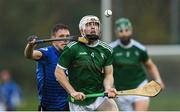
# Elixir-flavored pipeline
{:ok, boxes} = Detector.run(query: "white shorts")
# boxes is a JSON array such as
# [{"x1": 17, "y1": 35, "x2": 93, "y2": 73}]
[
  {"x1": 69, "y1": 97, "x2": 106, "y2": 111},
  {"x1": 115, "y1": 80, "x2": 150, "y2": 111}
]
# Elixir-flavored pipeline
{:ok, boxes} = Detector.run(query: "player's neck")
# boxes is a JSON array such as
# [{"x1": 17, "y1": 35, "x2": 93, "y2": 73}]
[
  {"x1": 86, "y1": 40, "x2": 99, "y2": 47},
  {"x1": 53, "y1": 44, "x2": 63, "y2": 51}
]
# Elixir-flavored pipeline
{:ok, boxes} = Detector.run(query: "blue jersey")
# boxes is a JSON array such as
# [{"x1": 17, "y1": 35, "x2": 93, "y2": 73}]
[
  {"x1": 0, "y1": 81, "x2": 22, "y2": 110},
  {"x1": 36, "y1": 46, "x2": 68, "y2": 110}
]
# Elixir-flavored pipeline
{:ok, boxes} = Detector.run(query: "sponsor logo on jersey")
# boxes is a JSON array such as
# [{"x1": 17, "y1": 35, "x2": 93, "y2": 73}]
[
  {"x1": 79, "y1": 52, "x2": 88, "y2": 55},
  {"x1": 40, "y1": 48, "x2": 48, "y2": 51},
  {"x1": 115, "y1": 52, "x2": 123, "y2": 56}
]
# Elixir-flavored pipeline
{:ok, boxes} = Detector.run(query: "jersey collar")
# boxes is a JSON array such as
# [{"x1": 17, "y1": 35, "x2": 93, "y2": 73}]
[
  {"x1": 86, "y1": 40, "x2": 100, "y2": 47},
  {"x1": 52, "y1": 45, "x2": 61, "y2": 56},
  {"x1": 118, "y1": 39, "x2": 134, "y2": 49}
]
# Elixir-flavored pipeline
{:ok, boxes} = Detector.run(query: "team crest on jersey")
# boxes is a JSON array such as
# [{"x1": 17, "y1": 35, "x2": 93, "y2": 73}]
[
  {"x1": 126, "y1": 51, "x2": 130, "y2": 57},
  {"x1": 135, "y1": 51, "x2": 139, "y2": 56},
  {"x1": 91, "y1": 52, "x2": 94, "y2": 57},
  {"x1": 100, "y1": 53, "x2": 105, "y2": 59}
]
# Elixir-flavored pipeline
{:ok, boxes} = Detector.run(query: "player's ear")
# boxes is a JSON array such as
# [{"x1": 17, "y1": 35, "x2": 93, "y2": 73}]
[
  {"x1": 80, "y1": 29, "x2": 85, "y2": 36},
  {"x1": 51, "y1": 33, "x2": 56, "y2": 39},
  {"x1": 115, "y1": 30, "x2": 119, "y2": 37}
]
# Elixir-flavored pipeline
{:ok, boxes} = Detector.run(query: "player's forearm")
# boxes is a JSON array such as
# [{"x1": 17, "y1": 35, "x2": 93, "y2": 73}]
[
  {"x1": 104, "y1": 74, "x2": 114, "y2": 91},
  {"x1": 103, "y1": 65, "x2": 114, "y2": 91},
  {"x1": 148, "y1": 64, "x2": 162, "y2": 82},
  {"x1": 24, "y1": 43, "x2": 35, "y2": 59},
  {"x1": 145, "y1": 59, "x2": 163, "y2": 83},
  {"x1": 55, "y1": 66, "x2": 76, "y2": 94}
]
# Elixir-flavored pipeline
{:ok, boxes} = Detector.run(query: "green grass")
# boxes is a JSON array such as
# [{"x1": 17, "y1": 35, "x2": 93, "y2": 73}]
[
  {"x1": 17, "y1": 95, "x2": 39, "y2": 111},
  {"x1": 149, "y1": 91, "x2": 180, "y2": 111},
  {"x1": 16, "y1": 91, "x2": 180, "y2": 111}
]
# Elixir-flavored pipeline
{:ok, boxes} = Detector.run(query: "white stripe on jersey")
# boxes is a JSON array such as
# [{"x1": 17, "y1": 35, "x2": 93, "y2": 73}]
[
  {"x1": 110, "y1": 39, "x2": 147, "y2": 51},
  {"x1": 67, "y1": 41, "x2": 77, "y2": 48},
  {"x1": 132, "y1": 39, "x2": 146, "y2": 51},
  {"x1": 99, "y1": 41, "x2": 113, "y2": 54},
  {"x1": 110, "y1": 39, "x2": 133, "y2": 49},
  {"x1": 109, "y1": 40, "x2": 119, "y2": 48},
  {"x1": 57, "y1": 64, "x2": 67, "y2": 70}
]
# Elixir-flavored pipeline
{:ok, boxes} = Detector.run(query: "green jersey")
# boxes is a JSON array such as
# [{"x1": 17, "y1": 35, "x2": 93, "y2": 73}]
[
  {"x1": 110, "y1": 39, "x2": 149, "y2": 90},
  {"x1": 58, "y1": 40, "x2": 113, "y2": 105}
]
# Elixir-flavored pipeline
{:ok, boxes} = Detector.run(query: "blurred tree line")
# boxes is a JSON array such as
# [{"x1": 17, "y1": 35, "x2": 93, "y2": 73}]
[
  {"x1": 0, "y1": 0, "x2": 100, "y2": 94},
  {"x1": 112, "y1": 0, "x2": 172, "y2": 44},
  {"x1": 0, "y1": 0, "x2": 178, "y2": 97}
]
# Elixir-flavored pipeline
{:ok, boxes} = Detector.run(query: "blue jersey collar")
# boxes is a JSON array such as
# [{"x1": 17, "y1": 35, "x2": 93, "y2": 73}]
[{"x1": 52, "y1": 45, "x2": 61, "y2": 56}]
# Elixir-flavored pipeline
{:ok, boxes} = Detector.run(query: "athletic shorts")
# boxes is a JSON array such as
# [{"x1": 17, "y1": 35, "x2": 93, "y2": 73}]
[
  {"x1": 114, "y1": 80, "x2": 150, "y2": 111},
  {"x1": 69, "y1": 97, "x2": 106, "y2": 111}
]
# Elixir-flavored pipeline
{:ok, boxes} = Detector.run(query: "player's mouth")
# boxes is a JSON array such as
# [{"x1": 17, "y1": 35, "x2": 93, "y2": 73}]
[{"x1": 90, "y1": 31, "x2": 96, "y2": 34}]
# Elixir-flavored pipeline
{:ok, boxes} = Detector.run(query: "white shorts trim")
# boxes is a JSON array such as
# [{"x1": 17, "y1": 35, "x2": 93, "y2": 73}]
[
  {"x1": 69, "y1": 97, "x2": 107, "y2": 111},
  {"x1": 57, "y1": 64, "x2": 67, "y2": 70}
]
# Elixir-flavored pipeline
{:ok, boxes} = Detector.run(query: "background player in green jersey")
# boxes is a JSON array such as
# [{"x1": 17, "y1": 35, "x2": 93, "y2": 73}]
[
  {"x1": 55, "y1": 15, "x2": 118, "y2": 111},
  {"x1": 110, "y1": 18, "x2": 165, "y2": 111}
]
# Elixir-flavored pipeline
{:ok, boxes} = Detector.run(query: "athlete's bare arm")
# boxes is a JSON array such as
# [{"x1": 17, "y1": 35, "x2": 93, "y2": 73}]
[
  {"x1": 55, "y1": 65, "x2": 85, "y2": 100},
  {"x1": 24, "y1": 36, "x2": 42, "y2": 60},
  {"x1": 104, "y1": 65, "x2": 116, "y2": 97},
  {"x1": 144, "y1": 59, "x2": 165, "y2": 89}
]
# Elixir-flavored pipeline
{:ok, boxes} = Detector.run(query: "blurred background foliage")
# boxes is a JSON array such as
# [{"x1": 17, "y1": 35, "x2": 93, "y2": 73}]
[{"x1": 0, "y1": 0, "x2": 179, "y2": 110}]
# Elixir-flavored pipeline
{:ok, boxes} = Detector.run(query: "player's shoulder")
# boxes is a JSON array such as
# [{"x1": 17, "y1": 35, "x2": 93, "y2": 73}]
[
  {"x1": 66, "y1": 41, "x2": 78, "y2": 48},
  {"x1": 109, "y1": 40, "x2": 119, "y2": 48},
  {"x1": 38, "y1": 46, "x2": 51, "y2": 52},
  {"x1": 99, "y1": 40, "x2": 113, "y2": 54},
  {"x1": 132, "y1": 39, "x2": 147, "y2": 51}
]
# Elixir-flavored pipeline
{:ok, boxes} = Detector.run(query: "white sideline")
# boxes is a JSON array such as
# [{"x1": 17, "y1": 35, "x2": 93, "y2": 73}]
[{"x1": 146, "y1": 45, "x2": 180, "y2": 56}]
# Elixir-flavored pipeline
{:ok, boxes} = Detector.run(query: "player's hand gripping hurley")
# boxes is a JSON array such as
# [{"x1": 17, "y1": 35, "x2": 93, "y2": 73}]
[{"x1": 70, "y1": 80, "x2": 161, "y2": 102}]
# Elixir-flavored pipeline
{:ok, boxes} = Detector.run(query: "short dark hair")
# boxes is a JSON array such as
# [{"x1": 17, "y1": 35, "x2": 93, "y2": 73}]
[{"x1": 51, "y1": 24, "x2": 70, "y2": 36}]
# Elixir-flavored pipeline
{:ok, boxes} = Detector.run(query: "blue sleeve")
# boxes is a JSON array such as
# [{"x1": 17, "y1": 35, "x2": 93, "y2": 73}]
[
  {"x1": 14, "y1": 84, "x2": 23, "y2": 98},
  {"x1": 10, "y1": 82, "x2": 23, "y2": 106},
  {"x1": 36, "y1": 48, "x2": 49, "y2": 63}
]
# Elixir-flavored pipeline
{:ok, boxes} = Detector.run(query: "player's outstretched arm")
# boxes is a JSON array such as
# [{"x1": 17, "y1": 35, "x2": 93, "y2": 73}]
[
  {"x1": 144, "y1": 59, "x2": 165, "y2": 89},
  {"x1": 103, "y1": 65, "x2": 116, "y2": 97},
  {"x1": 24, "y1": 35, "x2": 42, "y2": 60},
  {"x1": 55, "y1": 65, "x2": 85, "y2": 100}
]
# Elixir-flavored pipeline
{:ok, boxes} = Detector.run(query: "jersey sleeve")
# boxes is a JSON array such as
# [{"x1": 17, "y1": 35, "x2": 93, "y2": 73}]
[
  {"x1": 104, "y1": 49, "x2": 113, "y2": 66},
  {"x1": 58, "y1": 46, "x2": 74, "y2": 69},
  {"x1": 36, "y1": 48, "x2": 49, "y2": 62},
  {"x1": 140, "y1": 49, "x2": 149, "y2": 62}
]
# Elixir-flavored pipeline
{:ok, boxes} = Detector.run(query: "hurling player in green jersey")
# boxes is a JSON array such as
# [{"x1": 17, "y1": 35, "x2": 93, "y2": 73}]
[
  {"x1": 110, "y1": 18, "x2": 165, "y2": 111},
  {"x1": 55, "y1": 15, "x2": 118, "y2": 111}
]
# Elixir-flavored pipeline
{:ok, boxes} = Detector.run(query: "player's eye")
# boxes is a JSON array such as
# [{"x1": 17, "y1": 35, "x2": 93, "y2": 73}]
[
  {"x1": 94, "y1": 22, "x2": 99, "y2": 26},
  {"x1": 119, "y1": 29, "x2": 129, "y2": 33},
  {"x1": 65, "y1": 35, "x2": 70, "y2": 37},
  {"x1": 86, "y1": 23, "x2": 91, "y2": 26},
  {"x1": 125, "y1": 29, "x2": 129, "y2": 32},
  {"x1": 119, "y1": 30, "x2": 123, "y2": 33},
  {"x1": 58, "y1": 35, "x2": 70, "y2": 37}
]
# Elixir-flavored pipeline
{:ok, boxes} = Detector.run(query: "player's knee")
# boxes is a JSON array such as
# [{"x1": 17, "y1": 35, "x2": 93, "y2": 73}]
[{"x1": 106, "y1": 99, "x2": 119, "y2": 111}]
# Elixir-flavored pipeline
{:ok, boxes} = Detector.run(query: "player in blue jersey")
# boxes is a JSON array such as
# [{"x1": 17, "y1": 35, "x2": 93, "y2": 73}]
[
  {"x1": 0, "y1": 69, "x2": 22, "y2": 111},
  {"x1": 24, "y1": 24, "x2": 70, "y2": 111}
]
